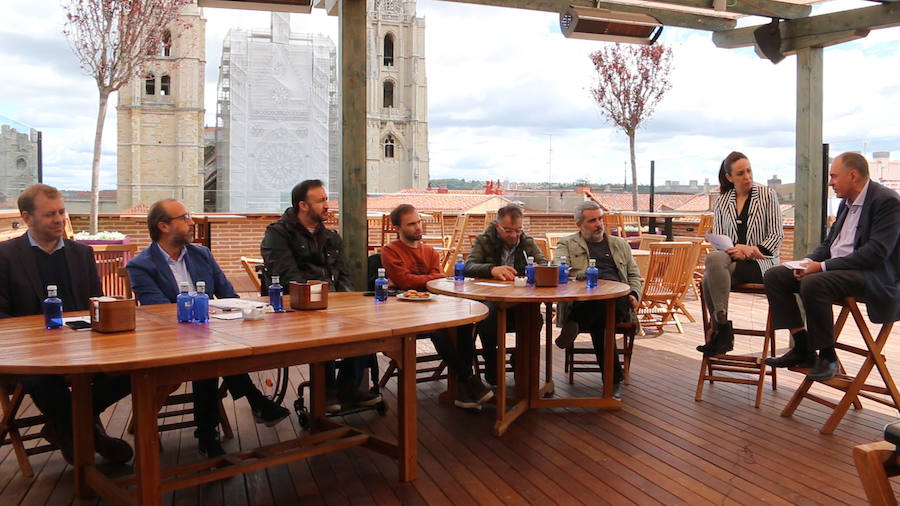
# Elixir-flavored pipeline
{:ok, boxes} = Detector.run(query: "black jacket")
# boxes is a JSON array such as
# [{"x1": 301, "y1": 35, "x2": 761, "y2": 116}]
[
  {"x1": 260, "y1": 208, "x2": 354, "y2": 293},
  {"x1": 807, "y1": 180, "x2": 900, "y2": 323},
  {"x1": 0, "y1": 234, "x2": 102, "y2": 318},
  {"x1": 464, "y1": 222, "x2": 548, "y2": 278}
]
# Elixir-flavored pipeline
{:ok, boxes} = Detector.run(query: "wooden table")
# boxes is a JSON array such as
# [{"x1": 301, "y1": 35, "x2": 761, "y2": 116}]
[
  {"x1": 427, "y1": 278, "x2": 630, "y2": 436},
  {"x1": 0, "y1": 293, "x2": 488, "y2": 505},
  {"x1": 620, "y1": 211, "x2": 707, "y2": 240}
]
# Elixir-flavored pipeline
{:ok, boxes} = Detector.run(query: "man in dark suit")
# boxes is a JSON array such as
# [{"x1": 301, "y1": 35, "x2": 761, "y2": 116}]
[
  {"x1": 0, "y1": 184, "x2": 132, "y2": 464},
  {"x1": 764, "y1": 152, "x2": 900, "y2": 381},
  {"x1": 127, "y1": 199, "x2": 289, "y2": 457}
]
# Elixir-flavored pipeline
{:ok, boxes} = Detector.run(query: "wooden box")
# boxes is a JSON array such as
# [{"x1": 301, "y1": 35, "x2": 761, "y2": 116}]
[
  {"x1": 534, "y1": 265, "x2": 559, "y2": 287},
  {"x1": 290, "y1": 281, "x2": 329, "y2": 310},
  {"x1": 90, "y1": 297, "x2": 136, "y2": 333}
]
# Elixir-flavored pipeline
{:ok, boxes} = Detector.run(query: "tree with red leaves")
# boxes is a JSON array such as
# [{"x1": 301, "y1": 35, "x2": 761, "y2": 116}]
[
  {"x1": 63, "y1": 0, "x2": 192, "y2": 233},
  {"x1": 590, "y1": 43, "x2": 673, "y2": 211}
]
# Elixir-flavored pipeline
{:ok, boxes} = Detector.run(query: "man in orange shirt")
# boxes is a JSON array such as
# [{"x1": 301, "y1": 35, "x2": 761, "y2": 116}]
[{"x1": 381, "y1": 204, "x2": 493, "y2": 409}]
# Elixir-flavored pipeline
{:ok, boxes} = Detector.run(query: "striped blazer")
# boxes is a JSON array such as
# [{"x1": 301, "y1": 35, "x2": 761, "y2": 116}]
[{"x1": 712, "y1": 183, "x2": 784, "y2": 274}]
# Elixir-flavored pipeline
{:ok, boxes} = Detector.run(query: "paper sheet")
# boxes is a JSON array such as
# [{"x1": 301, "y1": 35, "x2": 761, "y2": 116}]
[
  {"x1": 211, "y1": 312, "x2": 243, "y2": 320},
  {"x1": 782, "y1": 259, "x2": 810, "y2": 270},
  {"x1": 473, "y1": 281, "x2": 510, "y2": 287},
  {"x1": 208, "y1": 298, "x2": 264, "y2": 310},
  {"x1": 704, "y1": 233, "x2": 734, "y2": 251}
]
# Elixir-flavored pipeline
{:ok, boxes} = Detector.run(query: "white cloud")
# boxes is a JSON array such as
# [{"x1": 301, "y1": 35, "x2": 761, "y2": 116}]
[{"x1": 0, "y1": 0, "x2": 898, "y2": 192}]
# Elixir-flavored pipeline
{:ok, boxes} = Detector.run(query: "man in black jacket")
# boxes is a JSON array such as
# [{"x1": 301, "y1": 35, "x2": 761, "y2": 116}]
[
  {"x1": 0, "y1": 184, "x2": 132, "y2": 464},
  {"x1": 465, "y1": 204, "x2": 547, "y2": 384},
  {"x1": 764, "y1": 152, "x2": 900, "y2": 381},
  {"x1": 261, "y1": 179, "x2": 379, "y2": 411}
]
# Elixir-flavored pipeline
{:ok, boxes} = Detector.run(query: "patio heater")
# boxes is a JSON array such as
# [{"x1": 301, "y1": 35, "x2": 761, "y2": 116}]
[{"x1": 559, "y1": 6, "x2": 663, "y2": 44}]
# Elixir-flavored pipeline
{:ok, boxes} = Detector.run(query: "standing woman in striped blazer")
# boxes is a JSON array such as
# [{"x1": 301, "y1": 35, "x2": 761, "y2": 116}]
[{"x1": 698, "y1": 151, "x2": 784, "y2": 356}]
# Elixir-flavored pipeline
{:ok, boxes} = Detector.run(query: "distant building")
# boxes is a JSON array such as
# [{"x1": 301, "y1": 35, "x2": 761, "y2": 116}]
[
  {"x1": 213, "y1": 13, "x2": 338, "y2": 212},
  {"x1": 367, "y1": 0, "x2": 429, "y2": 193},
  {"x1": 116, "y1": 3, "x2": 206, "y2": 211},
  {"x1": 0, "y1": 123, "x2": 39, "y2": 202},
  {"x1": 872, "y1": 151, "x2": 900, "y2": 192}
]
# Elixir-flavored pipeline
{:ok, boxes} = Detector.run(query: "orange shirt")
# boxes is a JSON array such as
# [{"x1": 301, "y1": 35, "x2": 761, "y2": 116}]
[{"x1": 380, "y1": 240, "x2": 444, "y2": 291}]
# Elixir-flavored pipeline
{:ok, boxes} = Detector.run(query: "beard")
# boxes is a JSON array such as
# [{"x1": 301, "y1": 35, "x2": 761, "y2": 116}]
[
  {"x1": 309, "y1": 208, "x2": 327, "y2": 223},
  {"x1": 582, "y1": 227, "x2": 604, "y2": 242},
  {"x1": 401, "y1": 230, "x2": 423, "y2": 242}
]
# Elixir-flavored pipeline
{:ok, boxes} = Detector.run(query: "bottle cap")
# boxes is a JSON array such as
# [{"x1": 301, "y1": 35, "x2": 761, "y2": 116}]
[
  {"x1": 196, "y1": 281, "x2": 206, "y2": 292},
  {"x1": 47, "y1": 285, "x2": 57, "y2": 296},
  {"x1": 271, "y1": 275, "x2": 280, "y2": 284},
  {"x1": 179, "y1": 281, "x2": 190, "y2": 291},
  {"x1": 457, "y1": 253, "x2": 463, "y2": 260},
  {"x1": 378, "y1": 268, "x2": 385, "y2": 277},
  {"x1": 589, "y1": 258, "x2": 596, "y2": 266},
  {"x1": 527, "y1": 256, "x2": 534, "y2": 263},
  {"x1": 560, "y1": 256, "x2": 567, "y2": 262}
]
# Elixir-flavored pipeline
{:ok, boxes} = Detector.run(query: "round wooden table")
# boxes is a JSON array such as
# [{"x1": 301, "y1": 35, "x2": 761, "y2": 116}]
[{"x1": 427, "y1": 278, "x2": 630, "y2": 436}]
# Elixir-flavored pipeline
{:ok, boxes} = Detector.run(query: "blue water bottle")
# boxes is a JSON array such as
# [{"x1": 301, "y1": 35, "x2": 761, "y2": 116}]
[
  {"x1": 558, "y1": 256, "x2": 569, "y2": 284},
  {"x1": 375, "y1": 268, "x2": 388, "y2": 303},
  {"x1": 176, "y1": 281, "x2": 193, "y2": 323},
  {"x1": 525, "y1": 256, "x2": 535, "y2": 286},
  {"x1": 586, "y1": 258, "x2": 599, "y2": 289},
  {"x1": 268, "y1": 275, "x2": 283, "y2": 311},
  {"x1": 42, "y1": 285, "x2": 63, "y2": 329},
  {"x1": 454, "y1": 254, "x2": 465, "y2": 282},
  {"x1": 193, "y1": 281, "x2": 209, "y2": 323}
]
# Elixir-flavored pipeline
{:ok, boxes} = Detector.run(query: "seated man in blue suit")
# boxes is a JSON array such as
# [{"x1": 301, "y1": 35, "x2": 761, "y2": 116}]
[{"x1": 127, "y1": 199, "x2": 289, "y2": 457}]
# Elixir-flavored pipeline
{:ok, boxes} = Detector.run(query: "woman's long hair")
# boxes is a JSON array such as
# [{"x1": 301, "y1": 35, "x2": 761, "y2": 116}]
[{"x1": 718, "y1": 151, "x2": 748, "y2": 194}]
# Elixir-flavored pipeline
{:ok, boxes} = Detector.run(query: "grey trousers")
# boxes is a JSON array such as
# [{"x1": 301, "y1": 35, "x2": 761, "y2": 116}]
[
  {"x1": 763, "y1": 265, "x2": 867, "y2": 350},
  {"x1": 701, "y1": 250, "x2": 763, "y2": 315}
]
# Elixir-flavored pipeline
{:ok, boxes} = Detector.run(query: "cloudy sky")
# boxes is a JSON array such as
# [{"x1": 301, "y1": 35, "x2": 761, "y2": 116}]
[{"x1": 0, "y1": 0, "x2": 898, "y2": 192}]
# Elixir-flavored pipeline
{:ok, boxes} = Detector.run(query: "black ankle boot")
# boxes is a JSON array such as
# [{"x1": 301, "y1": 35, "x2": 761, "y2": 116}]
[{"x1": 703, "y1": 321, "x2": 734, "y2": 356}]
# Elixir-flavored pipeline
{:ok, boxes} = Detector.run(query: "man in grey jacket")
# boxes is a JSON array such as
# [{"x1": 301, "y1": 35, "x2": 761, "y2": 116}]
[
  {"x1": 554, "y1": 201, "x2": 643, "y2": 399},
  {"x1": 465, "y1": 204, "x2": 546, "y2": 384}
]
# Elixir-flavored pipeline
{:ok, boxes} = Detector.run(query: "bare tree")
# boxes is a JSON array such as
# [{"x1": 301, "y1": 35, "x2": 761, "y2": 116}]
[
  {"x1": 590, "y1": 44, "x2": 673, "y2": 211},
  {"x1": 63, "y1": 0, "x2": 191, "y2": 233}
]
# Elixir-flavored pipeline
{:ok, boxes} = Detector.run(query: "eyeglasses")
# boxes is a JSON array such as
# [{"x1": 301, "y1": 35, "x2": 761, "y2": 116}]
[
  {"x1": 164, "y1": 213, "x2": 192, "y2": 223},
  {"x1": 498, "y1": 225, "x2": 523, "y2": 235}
]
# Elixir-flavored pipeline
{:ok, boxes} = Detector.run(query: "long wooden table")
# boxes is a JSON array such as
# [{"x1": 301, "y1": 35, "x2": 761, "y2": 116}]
[
  {"x1": 0, "y1": 293, "x2": 488, "y2": 505},
  {"x1": 427, "y1": 278, "x2": 630, "y2": 436}
]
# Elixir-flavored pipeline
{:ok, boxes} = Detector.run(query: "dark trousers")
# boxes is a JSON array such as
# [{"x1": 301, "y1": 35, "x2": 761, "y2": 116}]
[
  {"x1": 476, "y1": 302, "x2": 543, "y2": 382},
  {"x1": 20, "y1": 374, "x2": 131, "y2": 438},
  {"x1": 193, "y1": 373, "x2": 263, "y2": 439},
  {"x1": 428, "y1": 325, "x2": 475, "y2": 380},
  {"x1": 567, "y1": 297, "x2": 631, "y2": 384},
  {"x1": 325, "y1": 357, "x2": 369, "y2": 395},
  {"x1": 763, "y1": 266, "x2": 867, "y2": 350}
]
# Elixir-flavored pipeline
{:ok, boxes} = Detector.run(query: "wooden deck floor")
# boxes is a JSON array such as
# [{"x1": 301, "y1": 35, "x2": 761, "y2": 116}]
[{"x1": 3, "y1": 292, "x2": 900, "y2": 505}]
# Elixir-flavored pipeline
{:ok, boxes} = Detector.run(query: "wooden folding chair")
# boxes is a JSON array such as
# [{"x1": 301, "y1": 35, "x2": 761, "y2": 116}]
[
  {"x1": 0, "y1": 381, "x2": 55, "y2": 477},
  {"x1": 637, "y1": 234, "x2": 666, "y2": 250},
  {"x1": 695, "y1": 283, "x2": 777, "y2": 408},
  {"x1": 781, "y1": 297, "x2": 900, "y2": 434},
  {"x1": 853, "y1": 437, "x2": 900, "y2": 506},
  {"x1": 92, "y1": 244, "x2": 137, "y2": 298},
  {"x1": 564, "y1": 322, "x2": 637, "y2": 385},
  {"x1": 532, "y1": 237, "x2": 551, "y2": 263},
  {"x1": 241, "y1": 256, "x2": 264, "y2": 294},
  {"x1": 378, "y1": 337, "x2": 447, "y2": 388},
  {"x1": 695, "y1": 213, "x2": 713, "y2": 237},
  {"x1": 380, "y1": 214, "x2": 395, "y2": 249},
  {"x1": 442, "y1": 213, "x2": 470, "y2": 275},
  {"x1": 603, "y1": 213, "x2": 624, "y2": 238},
  {"x1": 421, "y1": 211, "x2": 445, "y2": 238},
  {"x1": 635, "y1": 242, "x2": 694, "y2": 334},
  {"x1": 670, "y1": 238, "x2": 704, "y2": 325}
]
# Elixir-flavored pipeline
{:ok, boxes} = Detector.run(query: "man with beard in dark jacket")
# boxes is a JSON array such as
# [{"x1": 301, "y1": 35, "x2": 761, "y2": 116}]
[
  {"x1": 465, "y1": 204, "x2": 547, "y2": 384},
  {"x1": 261, "y1": 179, "x2": 380, "y2": 411}
]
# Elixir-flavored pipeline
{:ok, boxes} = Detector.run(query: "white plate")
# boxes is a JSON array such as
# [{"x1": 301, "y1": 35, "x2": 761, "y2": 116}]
[{"x1": 396, "y1": 294, "x2": 433, "y2": 301}]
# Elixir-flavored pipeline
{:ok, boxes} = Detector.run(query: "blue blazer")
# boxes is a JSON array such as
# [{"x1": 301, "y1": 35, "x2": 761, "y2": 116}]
[
  {"x1": 807, "y1": 180, "x2": 900, "y2": 323},
  {"x1": 127, "y1": 243, "x2": 237, "y2": 305}
]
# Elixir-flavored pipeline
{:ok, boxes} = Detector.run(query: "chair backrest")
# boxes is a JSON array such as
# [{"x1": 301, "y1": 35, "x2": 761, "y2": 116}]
[
  {"x1": 116, "y1": 266, "x2": 134, "y2": 301},
  {"x1": 240, "y1": 256, "x2": 264, "y2": 294},
  {"x1": 621, "y1": 213, "x2": 643, "y2": 237},
  {"x1": 637, "y1": 234, "x2": 666, "y2": 250},
  {"x1": 442, "y1": 213, "x2": 470, "y2": 274},
  {"x1": 641, "y1": 242, "x2": 694, "y2": 300},
  {"x1": 602, "y1": 213, "x2": 624, "y2": 238},
  {"x1": 421, "y1": 211, "x2": 444, "y2": 237},
  {"x1": 532, "y1": 237, "x2": 551, "y2": 262},
  {"x1": 484, "y1": 210, "x2": 497, "y2": 224},
  {"x1": 92, "y1": 244, "x2": 138, "y2": 298},
  {"x1": 696, "y1": 213, "x2": 713, "y2": 236},
  {"x1": 380, "y1": 214, "x2": 395, "y2": 247}
]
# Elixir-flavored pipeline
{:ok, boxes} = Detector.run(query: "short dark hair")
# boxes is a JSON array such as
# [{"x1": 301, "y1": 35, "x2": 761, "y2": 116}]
[
  {"x1": 496, "y1": 204, "x2": 523, "y2": 222},
  {"x1": 718, "y1": 151, "x2": 748, "y2": 195},
  {"x1": 147, "y1": 199, "x2": 179, "y2": 242},
  {"x1": 837, "y1": 152, "x2": 869, "y2": 179},
  {"x1": 390, "y1": 204, "x2": 417, "y2": 226},
  {"x1": 18, "y1": 184, "x2": 61, "y2": 215},
  {"x1": 291, "y1": 179, "x2": 324, "y2": 212}
]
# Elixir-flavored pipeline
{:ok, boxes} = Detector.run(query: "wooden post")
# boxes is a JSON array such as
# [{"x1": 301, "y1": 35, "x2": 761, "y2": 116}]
[
  {"x1": 794, "y1": 47, "x2": 824, "y2": 258},
  {"x1": 340, "y1": 0, "x2": 368, "y2": 290}
]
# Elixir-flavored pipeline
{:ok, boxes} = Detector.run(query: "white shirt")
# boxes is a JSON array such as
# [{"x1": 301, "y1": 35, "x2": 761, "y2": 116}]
[
  {"x1": 157, "y1": 243, "x2": 193, "y2": 290},
  {"x1": 829, "y1": 181, "x2": 869, "y2": 261}
]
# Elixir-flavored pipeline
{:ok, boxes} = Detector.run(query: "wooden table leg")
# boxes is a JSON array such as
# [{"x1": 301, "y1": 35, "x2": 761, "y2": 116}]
[
  {"x1": 132, "y1": 372, "x2": 162, "y2": 505},
  {"x1": 309, "y1": 362, "x2": 325, "y2": 430},
  {"x1": 398, "y1": 334, "x2": 417, "y2": 481},
  {"x1": 603, "y1": 298, "x2": 615, "y2": 399},
  {"x1": 542, "y1": 302, "x2": 555, "y2": 397},
  {"x1": 853, "y1": 440, "x2": 900, "y2": 506},
  {"x1": 494, "y1": 304, "x2": 508, "y2": 435},
  {"x1": 438, "y1": 327, "x2": 458, "y2": 404},
  {"x1": 71, "y1": 374, "x2": 96, "y2": 499}
]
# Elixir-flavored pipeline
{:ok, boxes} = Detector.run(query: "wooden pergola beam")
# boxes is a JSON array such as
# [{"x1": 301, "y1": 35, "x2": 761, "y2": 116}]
[
  {"x1": 713, "y1": 3, "x2": 900, "y2": 48},
  {"x1": 661, "y1": 0, "x2": 810, "y2": 19},
  {"x1": 198, "y1": 0, "x2": 312, "y2": 13},
  {"x1": 438, "y1": 0, "x2": 738, "y2": 31}
]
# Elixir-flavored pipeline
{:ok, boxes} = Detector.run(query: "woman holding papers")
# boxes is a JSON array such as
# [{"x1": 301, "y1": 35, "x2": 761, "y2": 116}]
[{"x1": 698, "y1": 151, "x2": 783, "y2": 356}]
